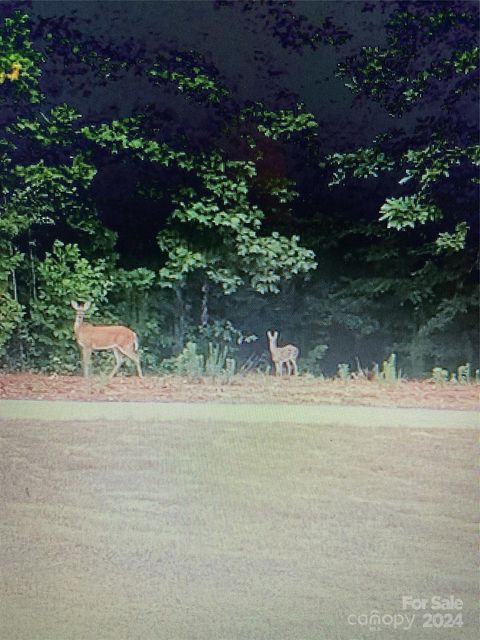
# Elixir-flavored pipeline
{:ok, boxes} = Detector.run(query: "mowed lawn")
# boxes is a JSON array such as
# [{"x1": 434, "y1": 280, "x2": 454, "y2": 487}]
[{"x1": 0, "y1": 401, "x2": 478, "y2": 640}]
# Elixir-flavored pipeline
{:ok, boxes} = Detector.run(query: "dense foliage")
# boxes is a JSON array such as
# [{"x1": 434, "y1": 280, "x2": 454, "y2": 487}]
[{"x1": 0, "y1": 1, "x2": 478, "y2": 377}]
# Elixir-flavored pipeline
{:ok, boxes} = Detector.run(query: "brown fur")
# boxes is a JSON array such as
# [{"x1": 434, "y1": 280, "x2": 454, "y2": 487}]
[
  {"x1": 267, "y1": 330, "x2": 299, "y2": 376},
  {"x1": 71, "y1": 301, "x2": 142, "y2": 378}
]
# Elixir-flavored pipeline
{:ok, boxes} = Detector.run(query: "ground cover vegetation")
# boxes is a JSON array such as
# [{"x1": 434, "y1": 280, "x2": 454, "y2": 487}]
[{"x1": 0, "y1": 1, "x2": 478, "y2": 379}]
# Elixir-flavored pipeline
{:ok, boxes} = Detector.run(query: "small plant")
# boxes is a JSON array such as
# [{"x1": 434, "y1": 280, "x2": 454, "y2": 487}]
[
  {"x1": 161, "y1": 340, "x2": 236, "y2": 379},
  {"x1": 381, "y1": 353, "x2": 400, "y2": 383},
  {"x1": 239, "y1": 351, "x2": 269, "y2": 374},
  {"x1": 224, "y1": 357, "x2": 236, "y2": 378},
  {"x1": 337, "y1": 363, "x2": 351, "y2": 381},
  {"x1": 302, "y1": 343, "x2": 328, "y2": 376},
  {"x1": 431, "y1": 367, "x2": 449, "y2": 384},
  {"x1": 457, "y1": 363, "x2": 471, "y2": 385},
  {"x1": 161, "y1": 341, "x2": 204, "y2": 377},
  {"x1": 205, "y1": 342, "x2": 236, "y2": 378}
]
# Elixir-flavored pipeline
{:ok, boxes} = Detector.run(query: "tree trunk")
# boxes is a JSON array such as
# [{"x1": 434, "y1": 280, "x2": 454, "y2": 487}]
[
  {"x1": 174, "y1": 286, "x2": 186, "y2": 352},
  {"x1": 200, "y1": 281, "x2": 209, "y2": 327}
]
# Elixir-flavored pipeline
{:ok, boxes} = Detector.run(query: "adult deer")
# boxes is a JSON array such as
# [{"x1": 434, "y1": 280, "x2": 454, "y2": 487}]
[
  {"x1": 267, "y1": 330, "x2": 299, "y2": 376},
  {"x1": 71, "y1": 301, "x2": 142, "y2": 378}
]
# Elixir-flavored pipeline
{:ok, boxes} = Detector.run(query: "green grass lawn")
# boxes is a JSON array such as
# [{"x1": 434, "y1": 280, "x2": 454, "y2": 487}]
[{"x1": 0, "y1": 402, "x2": 478, "y2": 639}]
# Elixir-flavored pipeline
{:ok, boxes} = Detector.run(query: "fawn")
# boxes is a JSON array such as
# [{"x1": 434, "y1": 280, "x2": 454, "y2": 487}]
[{"x1": 267, "y1": 330, "x2": 299, "y2": 376}]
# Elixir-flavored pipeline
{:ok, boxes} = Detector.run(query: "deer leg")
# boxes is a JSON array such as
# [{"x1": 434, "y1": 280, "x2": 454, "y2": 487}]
[
  {"x1": 131, "y1": 352, "x2": 143, "y2": 378},
  {"x1": 275, "y1": 361, "x2": 282, "y2": 376},
  {"x1": 82, "y1": 348, "x2": 92, "y2": 378},
  {"x1": 291, "y1": 359, "x2": 298, "y2": 376},
  {"x1": 286, "y1": 361, "x2": 292, "y2": 376},
  {"x1": 110, "y1": 348, "x2": 124, "y2": 378},
  {"x1": 119, "y1": 347, "x2": 143, "y2": 378}
]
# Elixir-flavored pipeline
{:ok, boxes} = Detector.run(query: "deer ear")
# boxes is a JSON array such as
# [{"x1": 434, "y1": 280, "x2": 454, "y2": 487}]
[
  {"x1": 273, "y1": 331, "x2": 278, "y2": 338},
  {"x1": 267, "y1": 330, "x2": 272, "y2": 338},
  {"x1": 83, "y1": 301, "x2": 91, "y2": 311},
  {"x1": 70, "y1": 300, "x2": 78, "y2": 310}
]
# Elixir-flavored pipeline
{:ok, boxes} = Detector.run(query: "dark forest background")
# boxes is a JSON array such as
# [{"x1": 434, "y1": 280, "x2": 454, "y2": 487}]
[{"x1": 0, "y1": 0, "x2": 478, "y2": 378}]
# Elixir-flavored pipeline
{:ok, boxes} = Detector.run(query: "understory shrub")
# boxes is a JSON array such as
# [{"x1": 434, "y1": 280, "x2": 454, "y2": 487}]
[
  {"x1": 0, "y1": 292, "x2": 23, "y2": 356},
  {"x1": 160, "y1": 340, "x2": 236, "y2": 378},
  {"x1": 26, "y1": 241, "x2": 112, "y2": 372}
]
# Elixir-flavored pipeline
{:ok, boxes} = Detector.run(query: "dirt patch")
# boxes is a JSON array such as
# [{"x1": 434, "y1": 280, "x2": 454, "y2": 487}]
[{"x1": 0, "y1": 372, "x2": 478, "y2": 410}]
